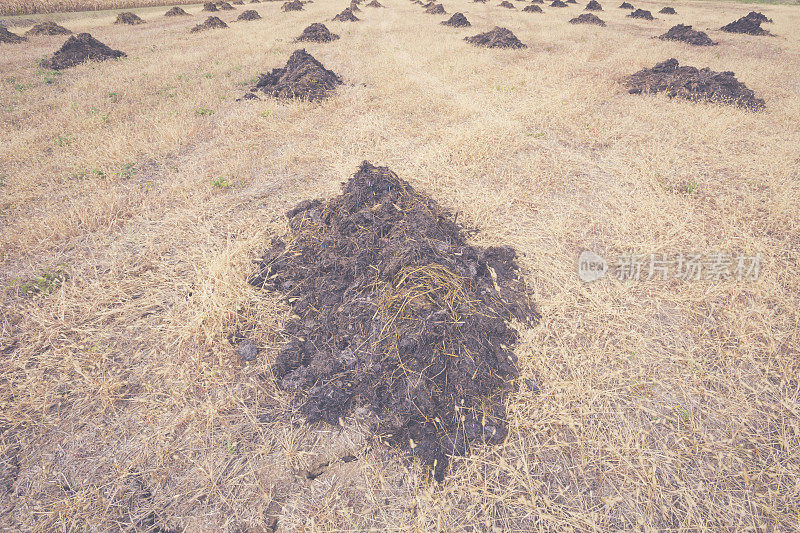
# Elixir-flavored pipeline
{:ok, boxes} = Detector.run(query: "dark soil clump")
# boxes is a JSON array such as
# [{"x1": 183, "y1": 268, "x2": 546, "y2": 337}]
[
  {"x1": 283, "y1": 0, "x2": 304, "y2": 10},
  {"x1": 41, "y1": 33, "x2": 125, "y2": 70},
  {"x1": 442, "y1": 13, "x2": 470, "y2": 26},
  {"x1": 658, "y1": 24, "x2": 716, "y2": 45},
  {"x1": 165, "y1": 6, "x2": 190, "y2": 16},
  {"x1": 426, "y1": 3, "x2": 446, "y2": 13},
  {"x1": 191, "y1": 16, "x2": 229, "y2": 32},
  {"x1": 619, "y1": 2, "x2": 633, "y2": 8},
  {"x1": 745, "y1": 11, "x2": 771, "y2": 23},
  {"x1": 238, "y1": 9, "x2": 261, "y2": 19},
  {"x1": 25, "y1": 21, "x2": 72, "y2": 35},
  {"x1": 203, "y1": 2, "x2": 218, "y2": 10},
  {"x1": 249, "y1": 162, "x2": 538, "y2": 481},
  {"x1": 114, "y1": 12, "x2": 144, "y2": 24},
  {"x1": 499, "y1": 1, "x2": 515, "y2": 7},
  {"x1": 367, "y1": 1, "x2": 384, "y2": 6},
  {"x1": 333, "y1": 8, "x2": 360, "y2": 20},
  {"x1": 628, "y1": 8, "x2": 653, "y2": 19},
  {"x1": 0, "y1": 27, "x2": 26, "y2": 44},
  {"x1": 625, "y1": 58, "x2": 765, "y2": 110},
  {"x1": 658, "y1": 6, "x2": 675, "y2": 14},
  {"x1": 523, "y1": 4, "x2": 542, "y2": 11},
  {"x1": 570, "y1": 13, "x2": 605, "y2": 25},
  {"x1": 251, "y1": 49, "x2": 342, "y2": 101},
  {"x1": 217, "y1": 2, "x2": 235, "y2": 10},
  {"x1": 550, "y1": 0, "x2": 567, "y2": 7},
  {"x1": 585, "y1": 0, "x2": 602, "y2": 9},
  {"x1": 721, "y1": 15, "x2": 771, "y2": 35},
  {"x1": 465, "y1": 26, "x2": 526, "y2": 48},
  {"x1": 296, "y1": 22, "x2": 340, "y2": 41}
]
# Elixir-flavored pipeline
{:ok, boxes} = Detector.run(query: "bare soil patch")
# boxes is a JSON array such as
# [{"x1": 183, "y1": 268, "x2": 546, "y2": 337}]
[
  {"x1": 250, "y1": 49, "x2": 342, "y2": 101},
  {"x1": 41, "y1": 32, "x2": 125, "y2": 69},
  {"x1": 625, "y1": 58, "x2": 765, "y2": 110},
  {"x1": 249, "y1": 162, "x2": 538, "y2": 481}
]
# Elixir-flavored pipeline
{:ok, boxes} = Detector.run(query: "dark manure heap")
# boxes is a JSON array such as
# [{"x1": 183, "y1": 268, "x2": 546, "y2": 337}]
[
  {"x1": 203, "y1": 2, "x2": 219, "y2": 10},
  {"x1": 296, "y1": 23, "x2": 340, "y2": 41},
  {"x1": 349, "y1": 1, "x2": 361, "y2": 11},
  {"x1": 721, "y1": 14, "x2": 772, "y2": 35},
  {"x1": 191, "y1": 16, "x2": 229, "y2": 32},
  {"x1": 585, "y1": 0, "x2": 602, "y2": 10},
  {"x1": 217, "y1": 2, "x2": 236, "y2": 9},
  {"x1": 466, "y1": 26, "x2": 526, "y2": 48},
  {"x1": 628, "y1": 8, "x2": 654, "y2": 19},
  {"x1": 619, "y1": 2, "x2": 633, "y2": 8},
  {"x1": 442, "y1": 12, "x2": 470, "y2": 26},
  {"x1": 282, "y1": 0, "x2": 304, "y2": 10},
  {"x1": 0, "y1": 27, "x2": 27, "y2": 44},
  {"x1": 550, "y1": 0, "x2": 568, "y2": 7},
  {"x1": 367, "y1": 1, "x2": 384, "y2": 6},
  {"x1": 249, "y1": 162, "x2": 538, "y2": 481},
  {"x1": 41, "y1": 33, "x2": 125, "y2": 70},
  {"x1": 25, "y1": 21, "x2": 72, "y2": 35},
  {"x1": 499, "y1": 1, "x2": 516, "y2": 7},
  {"x1": 333, "y1": 8, "x2": 360, "y2": 20},
  {"x1": 238, "y1": 9, "x2": 262, "y2": 19},
  {"x1": 625, "y1": 58, "x2": 765, "y2": 110},
  {"x1": 250, "y1": 49, "x2": 341, "y2": 101},
  {"x1": 658, "y1": 6, "x2": 675, "y2": 14},
  {"x1": 570, "y1": 13, "x2": 605, "y2": 25},
  {"x1": 658, "y1": 24, "x2": 716, "y2": 46},
  {"x1": 114, "y1": 12, "x2": 145, "y2": 24},
  {"x1": 426, "y1": 3, "x2": 446, "y2": 13},
  {"x1": 744, "y1": 11, "x2": 771, "y2": 23},
  {"x1": 165, "y1": 6, "x2": 190, "y2": 16},
  {"x1": 523, "y1": 5, "x2": 543, "y2": 12}
]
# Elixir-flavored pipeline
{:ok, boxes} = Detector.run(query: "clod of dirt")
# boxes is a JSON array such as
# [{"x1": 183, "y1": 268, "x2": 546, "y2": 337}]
[
  {"x1": 0, "y1": 27, "x2": 26, "y2": 44},
  {"x1": 720, "y1": 15, "x2": 772, "y2": 35},
  {"x1": 282, "y1": 0, "x2": 304, "y2": 10},
  {"x1": 203, "y1": 2, "x2": 219, "y2": 10},
  {"x1": 426, "y1": 3, "x2": 446, "y2": 13},
  {"x1": 296, "y1": 22, "x2": 340, "y2": 41},
  {"x1": 333, "y1": 8, "x2": 360, "y2": 20},
  {"x1": 465, "y1": 26, "x2": 526, "y2": 48},
  {"x1": 499, "y1": 1, "x2": 515, "y2": 7},
  {"x1": 442, "y1": 12, "x2": 470, "y2": 26},
  {"x1": 625, "y1": 58, "x2": 765, "y2": 110},
  {"x1": 585, "y1": 0, "x2": 602, "y2": 10},
  {"x1": 522, "y1": 4, "x2": 542, "y2": 11},
  {"x1": 550, "y1": 0, "x2": 567, "y2": 7},
  {"x1": 249, "y1": 162, "x2": 538, "y2": 481},
  {"x1": 570, "y1": 13, "x2": 605, "y2": 25},
  {"x1": 251, "y1": 49, "x2": 342, "y2": 101},
  {"x1": 473, "y1": 0, "x2": 488, "y2": 3},
  {"x1": 745, "y1": 11, "x2": 771, "y2": 23},
  {"x1": 114, "y1": 12, "x2": 145, "y2": 25},
  {"x1": 366, "y1": 0, "x2": 384, "y2": 6},
  {"x1": 217, "y1": 1, "x2": 235, "y2": 9},
  {"x1": 628, "y1": 8, "x2": 653, "y2": 19},
  {"x1": 658, "y1": 24, "x2": 716, "y2": 45},
  {"x1": 658, "y1": 6, "x2": 675, "y2": 14},
  {"x1": 25, "y1": 21, "x2": 72, "y2": 35},
  {"x1": 238, "y1": 9, "x2": 261, "y2": 19},
  {"x1": 191, "y1": 16, "x2": 229, "y2": 32},
  {"x1": 41, "y1": 33, "x2": 125, "y2": 70},
  {"x1": 619, "y1": 2, "x2": 633, "y2": 8}
]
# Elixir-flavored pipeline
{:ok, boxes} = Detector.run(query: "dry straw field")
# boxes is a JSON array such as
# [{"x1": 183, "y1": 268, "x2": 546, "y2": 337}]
[{"x1": 1, "y1": 0, "x2": 799, "y2": 530}]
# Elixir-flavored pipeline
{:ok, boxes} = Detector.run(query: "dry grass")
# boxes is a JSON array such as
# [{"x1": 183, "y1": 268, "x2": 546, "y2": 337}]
[
  {"x1": 0, "y1": 1, "x2": 204, "y2": 17},
  {"x1": 1, "y1": 0, "x2": 799, "y2": 530}
]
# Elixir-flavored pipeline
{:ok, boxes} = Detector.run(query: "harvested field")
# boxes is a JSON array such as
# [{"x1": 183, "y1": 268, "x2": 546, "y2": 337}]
[
  {"x1": 658, "y1": 24, "x2": 716, "y2": 46},
  {"x1": 190, "y1": 15, "x2": 228, "y2": 31},
  {"x1": 465, "y1": 26, "x2": 526, "y2": 48},
  {"x1": 24, "y1": 21, "x2": 72, "y2": 35},
  {"x1": 114, "y1": 11, "x2": 144, "y2": 24},
  {"x1": 296, "y1": 22, "x2": 339, "y2": 41},
  {"x1": 41, "y1": 32, "x2": 124, "y2": 69},
  {"x1": 441, "y1": 12, "x2": 470, "y2": 26},
  {"x1": 626, "y1": 58, "x2": 765, "y2": 110},
  {"x1": 570, "y1": 13, "x2": 605, "y2": 25},
  {"x1": 1, "y1": 0, "x2": 800, "y2": 531}
]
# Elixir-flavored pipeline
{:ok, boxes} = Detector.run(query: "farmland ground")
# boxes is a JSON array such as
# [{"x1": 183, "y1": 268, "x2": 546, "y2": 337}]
[{"x1": 1, "y1": 0, "x2": 799, "y2": 530}]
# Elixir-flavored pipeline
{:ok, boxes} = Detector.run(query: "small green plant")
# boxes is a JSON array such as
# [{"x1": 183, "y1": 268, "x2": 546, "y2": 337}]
[
  {"x1": 203, "y1": 72, "x2": 213, "y2": 79},
  {"x1": 14, "y1": 83, "x2": 31, "y2": 93},
  {"x1": 684, "y1": 181, "x2": 699, "y2": 195},
  {"x1": 196, "y1": 107, "x2": 214, "y2": 116},
  {"x1": 55, "y1": 134, "x2": 72, "y2": 147},
  {"x1": 526, "y1": 132, "x2": 545, "y2": 138},
  {"x1": 260, "y1": 110, "x2": 272, "y2": 118},
  {"x1": 10, "y1": 266, "x2": 69, "y2": 297},
  {"x1": 116, "y1": 162, "x2": 135, "y2": 179},
  {"x1": 211, "y1": 177, "x2": 232, "y2": 189}
]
